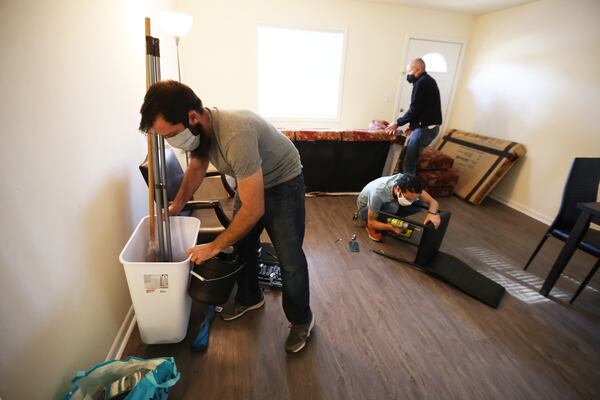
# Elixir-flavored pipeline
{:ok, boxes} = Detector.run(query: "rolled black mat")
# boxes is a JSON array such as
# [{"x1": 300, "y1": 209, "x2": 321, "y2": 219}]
[{"x1": 374, "y1": 250, "x2": 505, "y2": 309}]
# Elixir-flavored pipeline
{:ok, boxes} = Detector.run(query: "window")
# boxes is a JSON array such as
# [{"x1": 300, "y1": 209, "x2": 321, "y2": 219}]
[
  {"x1": 257, "y1": 26, "x2": 345, "y2": 119},
  {"x1": 422, "y1": 52, "x2": 447, "y2": 73}
]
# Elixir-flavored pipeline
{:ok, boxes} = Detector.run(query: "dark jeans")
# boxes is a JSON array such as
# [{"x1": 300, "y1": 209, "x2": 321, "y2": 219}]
[
  {"x1": 233, "y1": 173, "x2": 312, "y2": 325},
  {"x1": 395, "y1": 199, "x2": 428, "y2": 218},
  {"x1": 403, "y1": 125, "x2": 440, "y2": 175},
  {"x1": 357, "y1": 200, "x2": 427, "y2": 223}
]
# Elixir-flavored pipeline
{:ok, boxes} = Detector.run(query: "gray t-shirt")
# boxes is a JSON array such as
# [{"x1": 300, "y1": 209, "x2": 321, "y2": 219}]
[
  {"x1": 203, "y1": 108, "x2": 302, "y2": 188},
  {"x1": 357, "y1": 173, "x2": 402, "y2": 213}
]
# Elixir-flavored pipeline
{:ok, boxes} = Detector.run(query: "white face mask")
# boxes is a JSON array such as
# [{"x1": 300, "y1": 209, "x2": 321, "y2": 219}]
[
  {"x1": 165, "y1": 128, "x2": 200, "y2": 151},
  {"x1": 397, "y1": 192, "x2": 415, "y2": 207}
]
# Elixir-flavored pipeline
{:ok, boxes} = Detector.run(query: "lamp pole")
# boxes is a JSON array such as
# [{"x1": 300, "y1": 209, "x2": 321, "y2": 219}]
[
  {"x1": 175, "y1": 36, "x2": 182, "y2": 82},
  {"x1": 158, "y1": 11, "x2": 192, "y2": 82}
]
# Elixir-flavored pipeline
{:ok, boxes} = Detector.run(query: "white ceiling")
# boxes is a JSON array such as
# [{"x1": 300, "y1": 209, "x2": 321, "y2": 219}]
[{"x1": 364, "y1": 0, "x2": 538, "y2": 15}]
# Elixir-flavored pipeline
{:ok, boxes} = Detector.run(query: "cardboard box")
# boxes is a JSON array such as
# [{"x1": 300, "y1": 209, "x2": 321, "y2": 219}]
[{"x1": 437, "y1": 130, "x2": 526, "y2": 205}]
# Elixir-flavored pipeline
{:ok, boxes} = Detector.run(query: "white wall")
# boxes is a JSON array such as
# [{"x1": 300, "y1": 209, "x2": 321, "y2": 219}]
[
  {"x1": 4, "y1": 0, "x2": 595, "y2": 396},
  {"x1": 0, "y1": 0, "x2": 176, "y2": 398},
  {"x1": 176, "y1": 0, "x2": 475, "y2": 129},
  {"x1": 448, "y1": 0, "x2": 600, "y2": 223}
]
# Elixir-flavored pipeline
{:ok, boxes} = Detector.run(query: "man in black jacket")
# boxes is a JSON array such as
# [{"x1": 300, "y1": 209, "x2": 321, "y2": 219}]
[{"x1": 385, "y1": 58, "x2": 442, "y2": 174}]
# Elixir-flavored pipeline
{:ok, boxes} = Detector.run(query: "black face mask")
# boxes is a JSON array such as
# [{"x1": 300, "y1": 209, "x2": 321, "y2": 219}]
[{"x1": 406, "y1": 74, "x2": 416, "y2": 84}]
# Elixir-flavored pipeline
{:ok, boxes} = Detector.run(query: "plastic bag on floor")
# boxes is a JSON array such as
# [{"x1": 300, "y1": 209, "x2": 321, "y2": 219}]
[{"x1": 64, "y1": 356, "x2": 179, "y2": 400}]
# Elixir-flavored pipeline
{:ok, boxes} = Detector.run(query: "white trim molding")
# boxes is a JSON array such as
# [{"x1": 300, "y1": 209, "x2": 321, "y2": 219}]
[
  {"x1": 489, "y1": 193, "x2": 553, "y2": 226},
  {"x1": 105, "y1": 305, "x2": 136, "y2": 361}
]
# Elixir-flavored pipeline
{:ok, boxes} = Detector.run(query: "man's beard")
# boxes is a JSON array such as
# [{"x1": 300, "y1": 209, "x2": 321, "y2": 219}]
[{"x1": 189, "y1": 123, "x2": 211, "y2": 158}]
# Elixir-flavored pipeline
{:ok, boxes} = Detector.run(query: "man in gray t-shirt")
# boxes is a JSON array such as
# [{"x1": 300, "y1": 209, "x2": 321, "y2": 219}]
[
  {"x1": 201, "y1": 108, "x2": 301, "y2": 189},
  {"x1": 139, "y1": 81, "x2": 313, "y2": 353}
]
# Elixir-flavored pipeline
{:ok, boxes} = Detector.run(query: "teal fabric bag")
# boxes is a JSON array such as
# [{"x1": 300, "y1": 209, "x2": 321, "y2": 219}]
[{"x1": 64, "y1": 356, "x2": 179, "y2": 400}]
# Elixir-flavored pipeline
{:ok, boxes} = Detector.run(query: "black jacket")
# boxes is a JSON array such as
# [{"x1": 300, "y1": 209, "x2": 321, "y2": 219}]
[{"x1": 396, "y1": 72, "x2": 442, "y2": 129}]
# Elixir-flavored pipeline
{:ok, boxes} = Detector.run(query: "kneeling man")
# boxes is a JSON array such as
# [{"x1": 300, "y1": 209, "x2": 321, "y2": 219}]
[{"x1": 356, "y1": 173, "x2": 441, "y2": 241}]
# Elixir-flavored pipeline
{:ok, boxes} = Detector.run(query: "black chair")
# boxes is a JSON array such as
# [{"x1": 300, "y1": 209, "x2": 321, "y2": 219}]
[
  {"x1": 205, "y1": 162, "x2": 236, "y2": 197},
  {"x1": 139, "y1": 147, "x2": 231, "y2": 244},
  {"x1": 571, "y1": 256, "x2": 600, "y2": 303},
  {"x1": 184, "y1": 151, "x2": 235, "y2": 197},
  {"x1": 523, "y1": 157, "x2": 600, "y2": 303}
]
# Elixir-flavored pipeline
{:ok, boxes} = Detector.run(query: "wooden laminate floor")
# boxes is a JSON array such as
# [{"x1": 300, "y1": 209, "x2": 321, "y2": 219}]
[{"x1": 123, "y1": 189, "x2": 600, "y2": 399}]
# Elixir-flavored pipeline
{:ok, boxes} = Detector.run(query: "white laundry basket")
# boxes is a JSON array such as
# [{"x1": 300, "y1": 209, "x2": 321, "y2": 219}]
[{"x1": 119, "y1": 216, "x2": 200, "y2": 344}]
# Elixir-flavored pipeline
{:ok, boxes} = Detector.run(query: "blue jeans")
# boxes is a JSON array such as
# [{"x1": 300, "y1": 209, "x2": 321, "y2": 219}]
[
  {"x1": 233, "y1": 173, "x2": 312, "y2": 325},
  {"x1": 403, "y1": 126, "x2": 440, "y2": 175}
]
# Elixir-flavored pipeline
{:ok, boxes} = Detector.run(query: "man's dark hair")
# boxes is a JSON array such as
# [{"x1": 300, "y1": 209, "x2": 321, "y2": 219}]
[
  {"x1": 139, "y1": 80, "x2": 204, "y2": 132},
  {"x1": 395, "y1": 173, "x2": 424, "y2": 194}
]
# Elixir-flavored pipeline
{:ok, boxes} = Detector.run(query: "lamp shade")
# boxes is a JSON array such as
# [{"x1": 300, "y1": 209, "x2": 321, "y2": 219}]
[{"x1": 158, "y1": 11, "x2": 193, "y2": 38}]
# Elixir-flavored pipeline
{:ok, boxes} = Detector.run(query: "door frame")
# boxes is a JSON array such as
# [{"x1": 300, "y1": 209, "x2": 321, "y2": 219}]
[{"x1": 392, "y1": 35, "x2": 467, "y2": 144}]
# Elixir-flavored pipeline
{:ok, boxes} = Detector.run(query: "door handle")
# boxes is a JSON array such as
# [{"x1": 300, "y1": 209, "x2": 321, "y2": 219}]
[{"x1": 400, "y1": 108, "x2": 404, "y2": 112}]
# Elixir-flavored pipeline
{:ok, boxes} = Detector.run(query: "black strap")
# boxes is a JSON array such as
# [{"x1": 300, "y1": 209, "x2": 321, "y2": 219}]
[
  {"x1": 465, "y1": 141, "x2": 518, "y2": 202},
  {"x1": 439, "y1": 133, "x2": 516, "y2": 159}
]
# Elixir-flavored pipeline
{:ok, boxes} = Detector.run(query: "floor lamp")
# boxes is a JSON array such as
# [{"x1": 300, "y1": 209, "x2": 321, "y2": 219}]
[
  {"x1": 159, "y1": 11, "x2": 193, "y2": 165},
  {"x1": 158, "y1": 11, "x2": 193, "y2": 82}
]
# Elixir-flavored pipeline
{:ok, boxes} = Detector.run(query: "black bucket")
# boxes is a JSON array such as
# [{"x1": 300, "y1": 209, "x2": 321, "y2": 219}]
[{"x1": 189, "y1": 252, "x2": 244, "y2": 305}]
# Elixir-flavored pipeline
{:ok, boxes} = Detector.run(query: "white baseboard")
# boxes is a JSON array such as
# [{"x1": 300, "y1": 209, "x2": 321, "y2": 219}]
[
  {"x1": 489, "y1": 193, "x2": 553, "y2": 226},
  {"x1": 105, "y1": 305, "x2": 136, "y2": 361}
]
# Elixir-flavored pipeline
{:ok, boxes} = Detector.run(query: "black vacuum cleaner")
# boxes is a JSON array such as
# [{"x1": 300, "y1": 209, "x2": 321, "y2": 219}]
[{"x1": 374, "y1": 209, "x2": 505, "y2": 309}]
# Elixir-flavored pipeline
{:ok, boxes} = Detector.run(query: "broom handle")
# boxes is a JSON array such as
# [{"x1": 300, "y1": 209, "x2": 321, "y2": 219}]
[{"x1": 145, "y1": 18, "x2": 155, "y2": 244}]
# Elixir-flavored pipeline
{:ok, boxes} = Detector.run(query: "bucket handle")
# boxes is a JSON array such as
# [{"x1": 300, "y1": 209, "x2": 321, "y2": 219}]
[{"x1": 190, "y1": 264, "x2": 244, "y2": 283}]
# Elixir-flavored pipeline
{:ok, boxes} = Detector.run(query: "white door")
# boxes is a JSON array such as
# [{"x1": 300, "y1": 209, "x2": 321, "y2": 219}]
[{"x1": 395, "y1": 38, "x2": 462, "y2": 136}]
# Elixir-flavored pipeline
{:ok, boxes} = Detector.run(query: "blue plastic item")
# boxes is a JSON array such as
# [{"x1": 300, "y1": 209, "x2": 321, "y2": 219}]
[
  {"x1": 191, "y1": 305, "x2": 216, "y2": 352},
  {"x1": 64, "y1": 356, "x2": 179, "y2": 400}
]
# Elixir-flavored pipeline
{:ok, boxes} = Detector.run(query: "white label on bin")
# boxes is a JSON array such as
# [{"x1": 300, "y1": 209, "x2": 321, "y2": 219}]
[{"x1": 144, "y1": 274, "x2": 168, "y2": 294}]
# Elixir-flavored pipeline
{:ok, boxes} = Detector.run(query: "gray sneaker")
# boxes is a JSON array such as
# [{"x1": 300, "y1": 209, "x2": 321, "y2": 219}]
[
  {"x1": 220, "y1": 297, "x2": 265, "y2": 321},
  {"x1": 285, "y1": 315, "x2": 315, "y2": 353}
]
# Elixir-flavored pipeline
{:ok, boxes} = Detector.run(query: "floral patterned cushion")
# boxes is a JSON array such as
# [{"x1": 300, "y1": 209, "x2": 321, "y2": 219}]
[
  {"x1": 418, "y1": 169, "x2": 459, "y2": 188},
  {"x1": 424, "y1": 185, "x2": 454, "y2": 197},
  {"x1": 340, "y1": 130, "x2": 394, "y2": 142},
  {"x1": 417, "y1": 148, "x2": 454, "y2": 170},
  {"x1": 280, "y1": 129, "x2": 397, "y2": 142},
  {"x1": 281, "y1": 130, "x2": 296, "y2": 140},
  {"x1": 296, "y1": 130, "x2": 342, "y2": 141}
]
